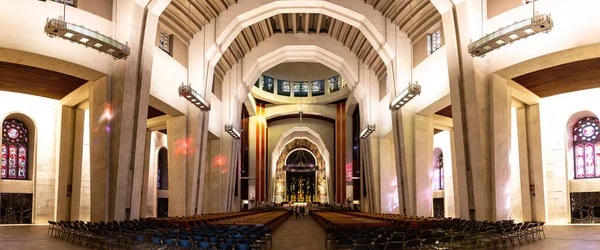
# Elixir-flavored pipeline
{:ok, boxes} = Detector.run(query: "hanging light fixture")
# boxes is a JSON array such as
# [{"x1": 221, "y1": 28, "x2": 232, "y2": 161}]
[
  {"x1": 179, "y1": 83, "x2": 211, "y2": 111},
  {"x1": 468, "y1": 0, "x2": 552, "y2": 57},
  {"x1": 360, "y1": 124, "x2": 376, "y2": 139},
  {"x1": 284, "y1": 150, "x2": 318, "y2": 172},
  {"x1": 389, "y1": 0, "x2": 420, "y2": 111},
  {"x1": 225, "y1": 124, "x2": 241, "y2": 139},
  {"x1": 43, "y1": 1, "x2": 130, "y2": 59}
]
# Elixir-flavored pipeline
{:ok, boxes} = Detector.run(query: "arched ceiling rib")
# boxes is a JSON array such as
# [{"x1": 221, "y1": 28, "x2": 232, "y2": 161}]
[
  {"x1": 365, "y1": 0, "x2": 441, "y2": 40},
  {"x1": 160, "y1": 0, "x2": 237, "y2": 42},
  {"x1": 214, "y1": 13, "x2": 387, "y2": 83}
]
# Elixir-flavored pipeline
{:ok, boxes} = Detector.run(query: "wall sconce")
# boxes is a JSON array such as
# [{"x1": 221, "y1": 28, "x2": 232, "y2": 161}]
[
  {"x1": 389, "y1": 82, "x2": 421, "y2": 110},
  {"x1": 179, "y1": 83, "x2": 211, "y2": 111}
]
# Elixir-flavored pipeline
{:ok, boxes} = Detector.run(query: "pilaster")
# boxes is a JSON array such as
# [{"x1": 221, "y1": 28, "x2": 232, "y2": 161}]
[{"x1": 414, "y1": 115, "x2": 434, "y2": 217}]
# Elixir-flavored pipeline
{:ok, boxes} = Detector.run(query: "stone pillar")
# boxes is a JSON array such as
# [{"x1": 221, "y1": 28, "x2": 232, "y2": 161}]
[
  {"x1": 526, "y1": 105, "x2": 546, "y2": 222},
  {"x1": 55, "y1": 106, "x2": 75, "y2": 221},
  {"x1": 167, "y1": 115, "x2": 187, "y2": 216},
  {"x1": 434, "y1": 0, "x2": 493, "y2": 220},
  {"x1": 516, "y1": 107, "x2": 533, "y2": 222},
  {"x1": 491, "y1": 75, "x2": 512, "y2": 220},
  {"x1": 414, "y1": 115, "x2": 434, "y2": 217},
  {"x1": 391, "y1": 110, "x2": 415, "y2": 215},
  {"x1": 89, "y1": 76, "x2": 109, "y2": 222},
  {"x1": 69, "y1": 109, "x2": 86, "y2": 221},
  {"x1": 140, "y1": 130, "x2": 152, "y2": 218}
]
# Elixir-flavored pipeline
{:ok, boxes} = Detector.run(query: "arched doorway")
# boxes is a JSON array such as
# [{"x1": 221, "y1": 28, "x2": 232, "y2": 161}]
[{"x1": 157, "y1": 147, "x2": 168, "y2": 218}]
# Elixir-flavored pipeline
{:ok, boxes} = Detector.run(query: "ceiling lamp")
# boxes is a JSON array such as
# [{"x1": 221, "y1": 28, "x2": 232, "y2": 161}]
[
  {"x1": 360, "y1": 124, "x2": 376, "y2": 139},
  {"x1": 225, "y1": 124, "x2": 241, "y2": 139},
  {"x1": 468, "y1": 14, "x2": 553, "y2": 57},
  {"x1": 389, "y1": 82, "x2": 421, "y2": 110},
  {"x1": 283, "y1": 150, "x2": 317, "y2": 172},
  {"x1": 44, "y1": 18, "x2": 130, "y2": 59},
  {"x1": 179, "y1": 83, "x2": 211, "y2": 111}
]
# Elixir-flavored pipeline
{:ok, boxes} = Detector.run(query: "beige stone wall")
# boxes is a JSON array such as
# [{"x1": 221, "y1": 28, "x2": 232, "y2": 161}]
[
  {"x1": 510, "y1": 108, "x2": 523, "y2": 222},
  {"x1": 486, "y1": 0, "x2": 522, "y2": 19},
  {"x1": 78, "y1": 0, "x2": 113, "y2": 21},
  {"x1": 78, "y1": 110, "x2": 91, "y2": 221},
  {"x1": 0, "y1": 91, "x2": 59, "y2": 224},
  {"x1": 379, "y1": 132, "x2": 399, "y2": 213},
  {"x1": 413, "y1": 22, "x2": 444, "y2": 67},
  {"x1": 538, "y1": 88, "x2": 600, "y2": 223}
]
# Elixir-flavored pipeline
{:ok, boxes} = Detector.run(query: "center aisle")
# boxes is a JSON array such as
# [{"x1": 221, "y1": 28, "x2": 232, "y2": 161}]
[{"x1": 272, "y1": 214, "x2": 326, "y2": 250}]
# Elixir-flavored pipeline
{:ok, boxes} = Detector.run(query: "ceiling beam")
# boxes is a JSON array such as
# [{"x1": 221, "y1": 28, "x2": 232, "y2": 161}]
[
  {"x1": 316, "y1": 14, "x2": 323, "y2": 34},
  {"x1": 292, "y1": 13, "x2": 297, "y2": 34}
]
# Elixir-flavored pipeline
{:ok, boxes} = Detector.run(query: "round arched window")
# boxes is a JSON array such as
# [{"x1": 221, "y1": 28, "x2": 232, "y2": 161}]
[{"x1": 574, "y1": 117, "x2": 600, "y2": 179}]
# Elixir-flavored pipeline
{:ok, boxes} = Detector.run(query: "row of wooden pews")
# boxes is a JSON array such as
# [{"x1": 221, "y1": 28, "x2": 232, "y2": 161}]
[
  {"x1": 345, "y1": 211, "x2": 452, "y2": 229},
  {"x1": 208, "y1": 210, "x2": 291, "y2": 229},
  {"x1": 312, "y1": 211, "x2": 393, "y2": 229},
  {"x1": 143, "y1": 211, "x2": 262, "y2": 227}
]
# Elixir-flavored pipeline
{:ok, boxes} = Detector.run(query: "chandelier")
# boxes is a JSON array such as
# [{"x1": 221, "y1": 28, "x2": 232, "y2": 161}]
[{"x1": 284, "y1": 150, "x2": 317, "y2": 172}]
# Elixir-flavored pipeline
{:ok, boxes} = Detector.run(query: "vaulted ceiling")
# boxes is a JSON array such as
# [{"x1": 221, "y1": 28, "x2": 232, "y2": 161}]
[
  {"x1": 366, "y1": 0, "x2": 441, "y2": 40},
  {"x1": 160, "y1": 0, "x2": 441, "y2": 84},
  {"x1": 160, "y1": 0, "x2": 237, "y2": 41},
  {"x1": 214, "y1": 13, "x2": 388, "y2": 83}
]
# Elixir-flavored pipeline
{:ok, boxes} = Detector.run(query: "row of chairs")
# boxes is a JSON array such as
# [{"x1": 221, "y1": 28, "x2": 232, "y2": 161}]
[
  {"x1": 48, "y1": 219, "x2": 275, "y2": 249},
  {"x1": 323, "y1": 219, "x2": 545, "y2": 250}
]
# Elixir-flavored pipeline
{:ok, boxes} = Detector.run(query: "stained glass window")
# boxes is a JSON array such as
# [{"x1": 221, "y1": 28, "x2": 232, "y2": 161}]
[
  {"x1": 328, "y1": 76, "x2": 342, "y2": 93},
  {"x1": 1, "y1": 120, "x2": 28, "y2": 180},
  {"x1": 254, "y1": 76, "x2": 261, "y2": 88},
  {"x1": 277, "y1": 80, "x2": 291, "y2": 96},
  {"x1": 574, "y1": 117, "x2": 600, "y2": 179},
  {"x1": 312, "y1": 80, "x2": 325, "y2": 96},
  {"x1": 294, "y1": 82, "x2": 309, "y2": 97},
  {"x1": 157, "y1": 148, "x2": 168, "y2": 190},
  {"x1": 427, "y1": 29, "x2": 442, "y2": 55},
  {"x1": 159, "y1": 31, "x2": 171, "y2": 54},
  {"x1": 262, "y1": 75, "x2": 274, "y2": 93},
  {"x1": 432, "y1": 150, "x2": 444, "y2": 190}
]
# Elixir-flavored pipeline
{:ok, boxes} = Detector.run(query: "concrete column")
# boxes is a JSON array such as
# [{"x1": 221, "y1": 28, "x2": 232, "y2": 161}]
[
  {"x1": 89, "y1": 76, "x2": 109, "y2": 222},
  {"x1": 450, "y1": 131, "x2": 461, "y2": 218},
  {"x1": 516, "y1": 107, "x2": 533, "y2": 222},
  {"x1": 55, "y1": 106, "x2": 75, "y2": 221},
  {"x1": 69, "y1": 109, "x2": 85, "y2": 221},
  {"x1": 491, "y1": 75, "x2": 512, "y2": 220},
  {"x1": 435, "y1": 0, "x2": 493, "y2": 221},
  {"x1": 392, "y1": 110, "x2": 415, "y2": 215},
  {"x1": 140, "y1": 130, "x2": 152, "y2": 218},
  {"x1": 414, "y1": 115, "x2": 434, "y2": 217},
  {"x1": 166, "y1": 115, "x2": 187, "y2": 216},
  {"x1": 526, "y1": 105, "x2": 546, "y2": 222}
]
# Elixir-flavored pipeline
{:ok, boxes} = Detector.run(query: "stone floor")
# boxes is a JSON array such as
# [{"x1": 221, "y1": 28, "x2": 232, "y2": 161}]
[
  {"x1": 273, "y1": 214, "x2": 326, "y2": 250},
  {"x1": 2, "y1": 222, "x2": 600, "y2": 249}
]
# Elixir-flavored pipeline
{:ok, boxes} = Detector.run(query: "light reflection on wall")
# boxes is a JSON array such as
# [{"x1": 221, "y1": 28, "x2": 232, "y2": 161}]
[{"x1": 386, "y1": 177, "x2": 399, "y2": 213}]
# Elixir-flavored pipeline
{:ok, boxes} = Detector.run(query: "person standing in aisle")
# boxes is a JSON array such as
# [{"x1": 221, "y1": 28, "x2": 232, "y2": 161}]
[{"x1": 295, "y1": 206, "x2": 301, "y2": 220}]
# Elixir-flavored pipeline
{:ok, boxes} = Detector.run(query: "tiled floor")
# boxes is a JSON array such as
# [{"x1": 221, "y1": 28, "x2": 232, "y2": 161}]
[{"x1": 2, "y1": 222, "x2": 600, "y2": 250}]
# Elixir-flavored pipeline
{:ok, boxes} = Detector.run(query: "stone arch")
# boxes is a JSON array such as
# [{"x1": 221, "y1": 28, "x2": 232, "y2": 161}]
[{"x1": 270, "y1": 127, "x2": 331, "y2": 203}]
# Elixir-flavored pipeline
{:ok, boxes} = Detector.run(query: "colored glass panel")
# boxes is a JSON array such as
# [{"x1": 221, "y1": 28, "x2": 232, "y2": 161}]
[
  {"x1": 328, "y1": 76, "x2": 341, "y2": 93},
  {"x1": 1, "y1": 120, "x2": 29, "y2": 180},
  {"x1": 159, "y1": 31, "x2": 170, "y2": 54},
  {"x1": 574, "y1": 117, "x2": 600, "y2": 179},
  {"x1": 262, "y1": 75, "x2": 274, "y2": 93},
  {"x1": 277, "y1": 80, "x2": 291, "y2": 96},
  {"x1": 294, "y1": 82, "x2": 309, "y2": 97},
  {"x1": 312, "y1": 80, "x2": 325, "y2": 96},
  {"x1": 1, "y1": 145, "x2": 6, "y2": 178},
  {"x1": 576, "y1": 144, "x2": 585, "y2": 178}
]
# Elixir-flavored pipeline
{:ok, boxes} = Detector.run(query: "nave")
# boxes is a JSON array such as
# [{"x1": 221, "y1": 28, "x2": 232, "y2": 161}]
[{"x1": 0, "y1": 209, "x2": 598, "y2": 249}]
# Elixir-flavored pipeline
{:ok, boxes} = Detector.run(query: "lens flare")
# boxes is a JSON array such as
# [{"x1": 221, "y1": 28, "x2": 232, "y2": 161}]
[{"x1": 174, "y1": 137, "x2": 194, "y2": 156}]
